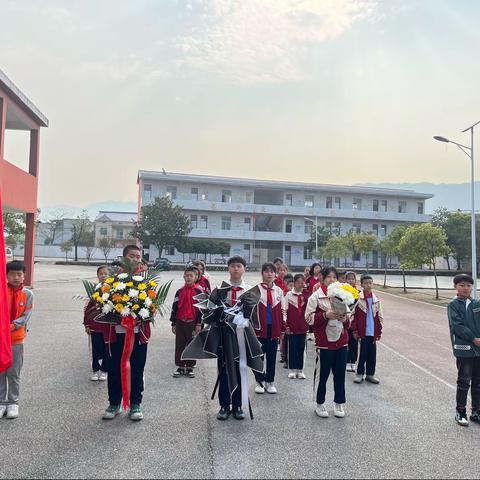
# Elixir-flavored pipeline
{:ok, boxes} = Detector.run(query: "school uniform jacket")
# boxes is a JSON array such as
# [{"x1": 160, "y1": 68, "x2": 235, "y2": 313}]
[
  {"x1": 283, "y1": 290, "x2": 309, "y2": 334},
  {"x1": 224, "y1": 280, "x2": 251, "y2": 307},
  {"x1": 351, "y1": 291, "x2": 383, "y2": 340},
  {"x1": 169, "y1": 285, "x2": 203, "y2": 325},
  {"x1": 256, "y1": 283, "x2": 286, "y2": 340}
]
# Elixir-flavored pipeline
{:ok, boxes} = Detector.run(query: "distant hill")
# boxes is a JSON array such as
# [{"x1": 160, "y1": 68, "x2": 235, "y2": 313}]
[{"x1": 38, "y1": 201, "x2": 137, "y2": 221}]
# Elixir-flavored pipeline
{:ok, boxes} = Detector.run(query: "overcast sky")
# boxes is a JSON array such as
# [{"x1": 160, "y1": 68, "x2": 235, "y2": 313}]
[{"x1": 2, "y1": 0, "x2": 480, "y2": 207}]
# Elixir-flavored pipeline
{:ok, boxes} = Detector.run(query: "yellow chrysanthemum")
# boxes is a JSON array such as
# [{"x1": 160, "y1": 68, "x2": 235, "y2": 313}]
[
  {"x1": 138, "y1": 292, "x2": 147, "y2": 301},
  {"x1": 148, "y1": 280, "x2": 157, "y2": 288},
  {"x1": 105, "y1": 277, "x2": 114, "y2": 284},
  {"x1": 92, "y1": 292, "x2": 100, "y2": 300},
  {"x1": 122, "y1": 294, "x2": 130, "y2": 302},
  {"x1": 341, "y1": 283, "x2": 360, "y2": 300},
  {"x1": 132, "y1": 304, "x2": 140, "y2": 311},
  {"x1": 114, "y1": 303, "x2": 123, "y2": 313},
  {"x1": 138, "y1": 283, "x2": 147, "y2": 291},
  {"x1": 126, "y1": 282, "x2": 134, "y2": 287},
  {"x1": 113, "y1": 282, "x2": 119, "y2": 289}
]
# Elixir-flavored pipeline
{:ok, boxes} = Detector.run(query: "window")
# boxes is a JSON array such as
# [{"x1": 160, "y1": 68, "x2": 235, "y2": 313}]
[
  {"x1": 190, "y1": 215, "x2": 198, "y2": 229},
  {"x1": 305, "y1": 195, "x2": 314, "y2": 208},
  {"x1": 326, "y1": 196, "x2": 333, "y2": 209},
  {"x1": 244, "y1": 217, "x2": 251, "y2": 231},
  {"x1": 191, "y1": 187, "x2": 199, "y2": 201},
  {"x1": 304, "y1": 220, "x2": 313, "y2": 234},
  {"x1": 352, "y1": 223, "x2": 361, "y2": 234},
  {"x1": 166, "y1": 186, "x2": 177, "y2": 200},
  {"x1": 333, "y1": 222, "x2": 341, "y2": 235},
  {"x1": 373, "y1": 199, "x2": 379, "y2": 212},
  {"x1": 245, "y1": 192, "x2": 253, "y2": 203},
  {"x1": 221, "y1": 216, "x2": 231, "y2": 230},
  {"x1": 244, "y1": 244, "x2": 250, "y2": 252},
  {"x1": 222, "y1": 190, "x2": 232, "y2": 203},
  {"x1": 335, "y1": 197, "x2": 341, "y2": 209},
  {"x1": 353, "y1": 252, "x2": 361, "y2": 262},
  {"x1": 353, "y1": 198, "x2": 362, "y2": 210},
  {"x1": 417, "y1": 202, "x2": 424, "y2": 214},
  {"x1": 143, "y1": 184, "x2": 152, "y2": 201},
  {"x1": 285, "y1": 194, "x2": 293, "y2": 206},
  {"x1": 100, "y1": 227, "x2": 107, "y2": 236},
  {"x1": 284, "y1": 245, "x2": 291, "y2": 264},
  {"x1": 304, "y1": 246, "x2": 312, "y2": 260},
  {"x1": 381, "y1": 224, "x2": 387, "y2": 236},
  {"x1": 381, "y1": 199, "x2": 387, "y2": 211},
  {"x1": 372, "y1": 224, "x2": 379, "y2": 236},
  {"x1": 115, "y1": 228, "x2": 124, "y2": 239},
  {"x1": 201, "y1": 191, "x2": 208, "y2": 201},
  {"x1": 199, "y1": 215, "x2": 208, "y2": 229},
  {"x1": 285, "y1": 219, "x2": 292, "y2": 233},
  {"x1": 165, "y1": 246, "x2": 175, "y2": 256},
  {"x1": 398, "y1": 201, "x2": 407, "y2": 213}
]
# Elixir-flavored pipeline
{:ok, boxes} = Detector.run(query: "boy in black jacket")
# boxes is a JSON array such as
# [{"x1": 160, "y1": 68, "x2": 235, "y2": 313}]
[{"x1": 447, "y1": 273, "x2": 480, "y2": 426}]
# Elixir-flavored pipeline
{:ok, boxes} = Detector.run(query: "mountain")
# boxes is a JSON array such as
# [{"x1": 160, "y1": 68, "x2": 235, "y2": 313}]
[{"x1": 38, "y1": 201, "x2": 137, "y2": 221}]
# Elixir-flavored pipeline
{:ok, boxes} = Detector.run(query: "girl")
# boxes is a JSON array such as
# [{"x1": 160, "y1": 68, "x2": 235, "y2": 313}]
[{"x1": 306, "y1": 262, "x2": 322, "y2": 296}]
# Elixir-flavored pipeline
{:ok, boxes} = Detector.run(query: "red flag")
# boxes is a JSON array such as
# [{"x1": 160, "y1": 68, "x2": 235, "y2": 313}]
[{"x1": 0, "y1": 188, "x2": 12, "y2": 372}]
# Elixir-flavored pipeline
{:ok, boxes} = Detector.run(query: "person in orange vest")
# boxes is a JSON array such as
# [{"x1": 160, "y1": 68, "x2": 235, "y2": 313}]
[{"x1": 0, "y1": 261, "x2": 33, "y2": 420}]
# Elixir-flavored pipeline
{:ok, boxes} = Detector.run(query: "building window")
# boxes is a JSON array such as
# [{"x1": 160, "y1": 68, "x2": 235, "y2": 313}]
[
  {"x1": 100, "y1": 227, "x2": 107, "y2": 236},
  {"x1": 353, "y1": 198, "x2": 362, "y2": 210},
  {"x1": 199, "y1": 215, "x2": 208, "y2": 229},
  {"x1": 222, "y1": 216, "x2": 231, "y2": 230},
  {"x1": 353, "y1": 252, "x2": 361, "y2": 262},
  {"x1": 143, "y1": 184, "x2": 152, "y2": 201},
  {"x1": 326, "y1": 196, "x2": 333, "y2": 209},
  {"x1": 244, "y1": 217, "x2": 251, "y2": 231},
  {"x1": 190, "y1": 215, "x2": 198, "y2": 229},
  {"x1": 245, "y1": 192, "x2": 253, "y2": 203},
  {"x1": 398, "y1": 201, "x2": 407, "y2": 213},
  {"x1": 285, "y1": 194, "x2": 293, "y2": 206},
  {"x1": 381, "y1": 224, "x2": 387, "y2": 236},
  {"x1": 326, "y1": 221, "x2": 332, "y2": 232},
  {"x1": 166, "y1": 186, "x2": 177, "y2": 200},
  {"x1": 352, "y1": 223, "x2": 361, "y2": 234},
  {"x1": 191, "y1": 187, "x2": 199, "y2": 201},
  {"x1": 304, "y1": 246, "x2": 312, "y2": 260},
  {"x1": 333, "y1": 222, "x2": 341, "y2": 235},
  {"x1": 335, "y1": 197, "x2": 341, "y2": 209},
  {"x1": 115, "y1": 228, "x2": 124, "y2": 239},
  {"x1": 372, "y1": 224, "x2": 379, "y2": 236},
  {"x1": 201, "y1": 192, "x2": 208, "y2": 201},
  {"x1": 305, "y1": 195, "x2": 314, "y2": 208},
  {"x1": 373, "y1": 199, "x2": 379, "y2": 212},
  {"x1": 222, "y1": 190, "x2": 232, "y2": 203},
  {"x1": 285, "y1": 219, "x2": 292, "y2": 233},
  {"x1": 165, "y1": 246, "x2": 175, "y2": 256},
  {"x1": 244, "y1": 244, "x2": 250, "y2": 252},
  {"x1": 284, "y1": 245, "x2": 291, "y2": 264},
  {"x1": 417, "y1": 202, "x2": 424, "y2": 214},
  {"x1": 304, "y1": 220, "x2": 313, "y2": 234},
  {"x1": 381, "y1": 199, "x2": 387, "y2": 211}
]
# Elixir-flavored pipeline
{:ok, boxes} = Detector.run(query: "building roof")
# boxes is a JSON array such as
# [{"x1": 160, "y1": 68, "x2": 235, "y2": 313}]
[
  {"x1": 0, "y1": 68, "x2": 49, "y2": 127},
  {"x1": 95, "y1": 211, "x2": 137, "y2": 223},
  {"x1": 138, "y1": 170, "x2": 433, "y2": 200}
]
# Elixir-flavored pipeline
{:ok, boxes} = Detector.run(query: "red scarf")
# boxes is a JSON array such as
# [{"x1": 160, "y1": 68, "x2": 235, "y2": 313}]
[
  {"x1": 177, "y1": 284, "x2": 197, "y2": 320},
  {"x1": 261, "y1": 283, "x2": 273, "y2": 306},
  {"x1": 8, "y1": 283, "x2": 24, "y2": 322},
  {"x1": 293, "y1": 292, "x2": 303, "y2": 312},
  {"x1": 321, "y1": 284, "x2": 328, "y2": 295},
  {"x1": 231, "y1": 286, "x2": 242, "y2": 304}
]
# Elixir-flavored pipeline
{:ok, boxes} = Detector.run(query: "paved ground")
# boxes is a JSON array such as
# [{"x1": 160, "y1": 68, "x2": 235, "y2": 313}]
[{"x1": 1, "y1": 265, "x2": 479, "y2": 479}]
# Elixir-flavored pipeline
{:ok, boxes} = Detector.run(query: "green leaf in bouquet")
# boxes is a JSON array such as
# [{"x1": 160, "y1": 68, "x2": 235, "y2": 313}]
[
  {"x1": 82, "y1": 279, "x2": 96, "y2": 298},
  {"x1": 153, "y1": 279, "x2": 173, "y2": 317}
]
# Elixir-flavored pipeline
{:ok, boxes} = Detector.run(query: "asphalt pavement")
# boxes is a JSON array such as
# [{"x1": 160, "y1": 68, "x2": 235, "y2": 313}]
[{"x1": 0, "y1": 265, "x2": 478, "y2": 479}]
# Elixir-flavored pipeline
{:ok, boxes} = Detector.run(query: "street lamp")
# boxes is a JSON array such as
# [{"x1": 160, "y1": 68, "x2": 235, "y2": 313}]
[
  {"x1": 304, "y1": 216, "x2": 318, "y2": 254},
  {"x1": 434, "y1": 120, "x2": 480, "y2": 298}
]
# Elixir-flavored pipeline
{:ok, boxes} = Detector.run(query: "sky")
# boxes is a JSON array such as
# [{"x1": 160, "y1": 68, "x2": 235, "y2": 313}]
[{"x1": 2, "y1": 0, "x2": 480, "y2": 208}]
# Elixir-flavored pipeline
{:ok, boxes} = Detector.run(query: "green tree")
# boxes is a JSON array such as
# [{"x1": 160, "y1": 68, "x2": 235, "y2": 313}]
[
  {"x1": 132, "y1": 196, "x2": 191, "y2": 259},
  {"x1": 71, "y1": 210, "x2": 93, "y2": 262},
  {"x1": 2, "y1": 212, "x2": 26, "y2": 252},
  {"x1": 443, "y1": 212, "x2": 470, "y2": 270},
  {"x1": 319, "y1": 236, "x2": 349, "y2": 267},
  {"x1": 380, "y1": 225, "x2": 407, "y2": 288},
  {"x1": 356, "y1": 233, "x2": 378, "y2": 272},
  {"x1": 98, "y1": 237, "x2": 115, "y2": 263},
  {"x1": 343, "y1": 231, "x2": 361, "y2": 268},
  {"x1": 399, "y1": 224, "x2": 449, "y2": 300},
  {"x1": 60, "y1": 240, "x2": 73, "y2": 262},
  {"x1": 308, "y1": 225, "x2": 332, "y2": 261},
  {"x1": 81, "y1": 230, "x2": 96, "y2": 263}
]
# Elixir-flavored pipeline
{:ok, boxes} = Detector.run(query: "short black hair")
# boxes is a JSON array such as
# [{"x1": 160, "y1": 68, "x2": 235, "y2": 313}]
[
  {"x1": 261, "y1": 262, "x2": 277, "y2": 274},
  {"x1": 185, "y1": 265, "x2": 199, "y2": 276},
  {"x1": 294, "y1": 273, "x2": 305, "y2": 283},
  {"x1": 228, "y1": 256, "x2": 247, "y2": 267},
  {"x1": 321, "y1": 266, "x2": 338, "y2": 280},
  {"x1": 309, "y1": 262, "x2": 322, "y2": 277},
  {"x1": 360, "y1": 274, "x2": 373, "y2": 284},
  {"x1": 283, "y1": 273, "x2": 294, "y2": 284},
  {"x1": 123, "y1": 244, "x2": 141, "y2": 257},
  {"x1": 454, "y1": 273, "x2": 474, "y2": 286},
  {"x1": 345, "y1": 271, "x2": 357, "y2": 279},
  {"x1": 97, "y1": 265, "x2": 109, "y2": 275},
  {"x1": 272, "y1": 257, "x2": 284, "y2": 264},
  {"x1": 6, "y1": 261, "x2": 25, "y2": 273}
]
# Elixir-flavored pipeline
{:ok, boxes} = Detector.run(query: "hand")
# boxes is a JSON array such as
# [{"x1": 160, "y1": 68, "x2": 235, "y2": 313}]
[
  {"x1": 171, "y1": 325, "x2": 176, "y2": 335},
  {"x1": 194, "y1": 324, "x2": 202, "y2": 336},
  {"x1": 285, "y1": 327, "x2": 291, "y2": 335},
  {"x1": 353, "y1": 332, "x2": 359, "y2": 341},
  {"x1": 85, "y1": 327, "x2": 91, "y2": 335},
  {"x1": 326, "y1": 310, "x2": 344, "y2": 321},
  {"x1": 473, "y1": 338, "x2": 480, "y2": 347}
]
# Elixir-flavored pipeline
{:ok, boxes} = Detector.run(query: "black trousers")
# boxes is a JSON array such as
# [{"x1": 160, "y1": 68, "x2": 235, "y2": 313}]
[
  {"x1": 217, "y1": 348, "x2": 242, "y2": 408},
  {"x1": 107, "y1": 333, "x2": 148, "y2": 406},
  {"x1": 316, "y1": 347, "x2": 347, "y2": 405},
  {"x1": 356, "y1": 336, "x2": 377, "y2": 376},
  {"x1": 254, "y1": 325, "x2": 278, "y2": 384},
  {"x1": 456, "y1": 357, "x2": 480, "y2": 411},
  {"x1": 91, "y1": 332, "x2": 108, "y2": 373},
  {"x1": 347, "y1": 329, "x2": 359, "y2": 364},
  {"x1": 288, "y1": 333, "x2": 306, "y2": 370}
]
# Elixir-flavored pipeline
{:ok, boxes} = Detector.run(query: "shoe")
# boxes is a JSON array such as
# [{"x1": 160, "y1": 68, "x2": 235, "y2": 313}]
[
  {"x1": 315, "y1": 404, "x2": 329, "y2": 418},
  {"x1": 90, "y1": 371, "x2": 100, "y2": 381},
  {"x1": 288, "y1": 371, "x2": 296, "y2": 379},
  {"x1": 102, "y1": 404, "x2": 121, "y2": 420},
  {"x1": 279, "y1": 359, "x2": 285, "y2": 363},
  {"x1": 307, "y1": 334, "x2": 314, "y2": 342},
  {"x1": 366, "y1": 375, "x2": 380, "y2": 384},
  {"x1": 470, "y1": 410, "x2": 480, "y2": 424},
  {"x1": 347, "y1": 363, "x2": 356, "y2": 372},
  {"x1": 283, "y1": 364, "x2": 288, "y2": 369},
  {"x1": 297, "y1": 371, "x2": 306, "y2": 380},
  {"x1": 255, "y1": 383, "x2": 265, "y2": 394},
  {"x1": 98, "y1": 371, "x2": 107, "y2": 381},
  {"x1": 456, "y1": 409, "x2": 469, "y2": 427},
  {"x1": 354, "y1": 374, "x2": 364, "y2": 384},
  {"x1": 129, "y1": 404, "x2": 143, "y2": 421},
  {"x1": 265, "y1": 383, "x2": 277, "y2": 394},
  {"x1": 334, "y1": 403, "x2": 345, "y2": 418},
  {"x1": 217, "y1": 406, "x2": 231, "y2": 421},
  {"x1": 5, "y1": 405, "x2": 19, "y2": 419},
  {"x1": 232, "y1": 406, "x2": 246, "y2": 420},
  {"x1": 0, "y1": 405, "x2": 6, "y2": 418},
  {"x1": 186, "y1": 368, "x2": 195, "y2": 378},
  {"x1": 172, "y1": 368, "x2": 184, "y2": 378}
]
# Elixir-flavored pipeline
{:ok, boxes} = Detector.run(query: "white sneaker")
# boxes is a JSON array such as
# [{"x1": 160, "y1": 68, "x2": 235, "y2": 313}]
[
  {"x1": 354, "y1": 374, "x2": 364, "y2": 384},
  {"x1": 98, "y1": 371, "x2": 107, "y2": 381},
  {"x1": 288, "y1": 371, "x2": 296, "y2": 379},
  {"x1": 315, "y1": 404, "x2": 329, "y2": 418},
  {"x1": 0, "y1": 405, "x2": 6, "y2": 418},
  {"x1": 265, "y1": 383, "x2": 277, "y2": 394},
  {"x1": 334, "y1": 403, "x2": 345, "y2": 418},
  {"x1": 90, "y1": 371, "x2": 100, "y2": 381},
  {"x1": 297, "y1": 371, "x2": 306, "y2": 380},
  {"x1": 254, "y1": 383, "x2": 265, "y2": 394},
  {"x1": 6, "y1": 404, "x2": 19, "y2": 419},
  {"x1": 346, "y1": 363, "x2": 354, "y2": 372}
]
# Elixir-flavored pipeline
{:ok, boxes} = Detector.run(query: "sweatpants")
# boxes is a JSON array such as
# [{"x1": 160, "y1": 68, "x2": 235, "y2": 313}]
[
  {"x1": 217, "y1": 348, "x2": 242, "y2": 408},
  {"x1": 316, "y1": 347, "x2": 348, "y2": 405},
  {"x1": 174, "y1": 320, "x2": 196, "y2": 368},
  {"x1": 456, "y1": 356, "x2": 480, "y2": 411},
  {"x1": 356, "y1": 336, "x2": 377, "y2": 376},
  {"x1": 91, "y1": 331, "x2": 108, "y2": 373},
  {"x1": 0, "y1": 344, "x2": 24, "y2": 405},
  {"x1": 254, "y1": 326, "x2": 278, "y2": 384},
  {"x1": 288, "y1": 333, "x2": 306, "y2": 370},
  {"x1": 347, "y1": 329, "x2": 359, "y2": 364},
  {"x1": 107, "y1": 333, "x2": 147, "y2": 406}
]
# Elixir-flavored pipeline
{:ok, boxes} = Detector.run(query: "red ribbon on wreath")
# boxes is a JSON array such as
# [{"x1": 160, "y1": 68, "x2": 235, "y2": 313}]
[{"x1": 120, "y1": 315, "x2": 136, "y2": 411}]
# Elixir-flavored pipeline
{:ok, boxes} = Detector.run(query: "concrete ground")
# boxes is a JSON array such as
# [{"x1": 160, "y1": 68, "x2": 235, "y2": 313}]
[{"x1": 0, "y1": 265, "x2": 478, "y2": 479}]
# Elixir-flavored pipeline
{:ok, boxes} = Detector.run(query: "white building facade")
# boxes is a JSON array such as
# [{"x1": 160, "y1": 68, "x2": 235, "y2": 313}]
[{"x1": 137, "y1": 171, "x2": 433, "y2": 268}]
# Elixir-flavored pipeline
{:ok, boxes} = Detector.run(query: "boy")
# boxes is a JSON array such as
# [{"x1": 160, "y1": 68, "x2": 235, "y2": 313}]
[
  {"x1": 447, "y1": 273, "x2": 480, "y2": 426},
  {"x1": 345, "y1": 271, "x2": 360, "y2": 372},
  {"x1": 83, "y1": 265, "x2": 110, "y2": 381},
  {"x1": 0, "y1": 261, "x2": 33, "y2": 419},
  {"x1": 123, "y1": 244, "x2": 142, "y2": 269},
  {"x1": 283, "y1": 274, "x2": 294, "y2": 292},
  {"x1": 254, "y1": 263, "x2": 285, "y2": 395},
  {"x1": 170, "y1": 266, "x2": 203, "y2": 378},
  {"x1": 192, "y1": 260, "x2": 212, "y2": 294},
  {"x1": 338, "y1": 271, "x2": 347, "y2": 284},
  {"x1": 217, "y1": 256, "x2": 251, "y2": 421},
  {"x1": 284, "y1": 274, "x2": 309, "y2": 379},
  {"x1": 352, "y1": 274, "x2": 383, "y2": 385}
]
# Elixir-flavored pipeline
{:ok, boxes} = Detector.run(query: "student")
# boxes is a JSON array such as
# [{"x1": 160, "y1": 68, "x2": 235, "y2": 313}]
[
  {"x1": 345, "y1": 271, "x2": 360, "y2": 372},
  {"x1": 283, "y1": 274, "x2": 294, "y2": 292},
  {"x1": 284, "y1": 274, "x2": 309, "y2": 379},
  {"x1": 0, "y1": 261, "x2": 33, "y2": 420},
  {"x1": 352, "y1": 275, "x2": 383, "y2": 385},
  {"x1": 338, "y1": 271, "x2": 347, "y2": 284},
  {"x1": 83, "y1": 265, "x2": 110, "y2": 381},
  {"x1": 447, "y1": 273, "x2": 480, "y2": 426},
  {"x1": 122, "y1": 244, "x2": 142, "y2": 268},
  {"x1": 192, "y1": 260, "x2": 212, "y2": 294},
  {"x1": 170, "y1": 266, "x2": 203, "y2": 378},
  {"x1": 306, "y1": 262, "x2": 322, "y2": 295},
  {"x1": 254, "y1": 262, "x2": 285, "y2": 394},
  {"x1": 305, "y1": 266, "x2": 349, "y2": 419},
  {"x1": 274, "y1": 263, "x2": 289, "y2": 293},
  {"x1": 303, "y1": 266, "x2": 311, "y2": 283},
  {"x1": 217, "y1": 256, "x2": 251, "y2": 421}
]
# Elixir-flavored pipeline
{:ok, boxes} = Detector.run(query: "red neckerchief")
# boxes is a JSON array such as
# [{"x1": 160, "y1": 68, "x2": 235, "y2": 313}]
[
  {"x1": 261, "y1": 283, "x2": 273, "y2": 306},
  {"x1": 293, "y1": 291, "x2": 303, "y2": 312},
  {"x1": 320, "y1": 284, "x2": 328, "y2": 295},
  {"x1": 178, "y1": 283, "x2": 197, "y2": 320},
  {"x1": 8, "y1": 283, "x2": 24, "y2": 322},
  {"x1": 364, "y1": 291, "x2": 373, "y2": 299},
  {"x1": 231, "y1": 286, "x2": 242, "y2": 304}
]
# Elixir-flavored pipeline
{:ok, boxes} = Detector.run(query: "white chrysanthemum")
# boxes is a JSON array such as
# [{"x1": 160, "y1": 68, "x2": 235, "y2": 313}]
[
  {"x1": 101, "y1": 293, "x2": 110, "y2": 302},
  {"x1": 115, "y1": 282, "x2": 126, "y2": 291},
  {"x1": 132, "y1": 275, "x2": 144, "y2": 282},
  {"x1": 120, "y1": 306, "x2": 131, "y2": 317},
  {"x1": 327, "y1": 282, "x2": 355, "y2": 305},
  {"x1": 138, "y1": 308, "x2": 150, "y2": 319},
  {"x1": 102, "y1": 303, "x2": 113, "y2": 314},
  {"x1": 95, "y1": 283, "x2": 102, "y2": 290},
  {"x1": 128, "y1": 289, "x2": 139, "y2": 298},
  {"x1": 117, "y1": 273, "x2": 128, "y2": 280},
  {"x1": 144, "y1": 297, "x2": 152, "y2": 308}
]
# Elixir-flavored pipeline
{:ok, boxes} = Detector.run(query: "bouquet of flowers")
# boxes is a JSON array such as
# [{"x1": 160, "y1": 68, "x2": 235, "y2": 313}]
[{"x1": 324, "y1": 282, "x2": 359, "y2": 342}]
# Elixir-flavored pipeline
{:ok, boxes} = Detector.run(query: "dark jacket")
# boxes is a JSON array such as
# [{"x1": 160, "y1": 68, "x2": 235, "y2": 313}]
[
  {"x1": 448, "y1": 297, "x2": 480, "y2": 358},
  {"x1": 169, "y1": 285, "x2": 203, "y2": 326}
]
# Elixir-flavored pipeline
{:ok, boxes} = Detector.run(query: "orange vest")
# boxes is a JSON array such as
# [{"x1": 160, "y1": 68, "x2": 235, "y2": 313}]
[{"x1": 7, "y1": 287, "x2": 31, "y2": 345}]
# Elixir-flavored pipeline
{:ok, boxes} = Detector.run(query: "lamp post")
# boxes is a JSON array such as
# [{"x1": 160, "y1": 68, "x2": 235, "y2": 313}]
[
  {"x1": 304, "y1": 216, "x2": 318, "y2": 256},
  {"x1": 434, "y1": 120, "x2": 480, "y2": 298}
]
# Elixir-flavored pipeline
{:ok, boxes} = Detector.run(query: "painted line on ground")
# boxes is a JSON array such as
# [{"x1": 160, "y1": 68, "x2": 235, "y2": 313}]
[
  {"x1": 379, "y1": 341, "x2": 455, "y2": 391},
  {"x1": 376, "y1": 288, "x2": 448, "y2": 310}
]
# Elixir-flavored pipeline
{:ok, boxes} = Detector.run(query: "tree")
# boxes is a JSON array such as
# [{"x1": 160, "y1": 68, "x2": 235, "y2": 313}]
[
  {"x1": 319, "y1": 236, "x2": 348, "y2": 267},
  {"x1": 71, "y1": 210, "x2": 93, "y2": 262},
  {"x1": 2, "y1": 212, "x2": 25, "y2": 253},
  {"x1": 343, "y1": 231, "x2": 361, "y2": 268},
  {"x1": 399, "y1": 224, "x2": 449, "y2": 300},
  {"x1": 380, "y1": 225, "x2": 407, "y2": 288},
  {"x1": 443, "y1": 212, "x2": 470, "y2": 270},
  {"x1": 356, "y1": 233, "x2": 378, "y2": 272},
  {"x1": 132, "y1": 196, "x2": 191, "y2": 259},
  {"x1": 308, "y1": 226, "x2": 332, "y2": 261},
  {"x1": 98, "y1": 237, "x2": 115, "y2": 263},
  {"x1": 60, "y1": 240, "x2": 73, "y2": 262},
  {"x1": 81, "y1": 231, "x2": 96, "y2": 263},
  {"x1": 40, "y1": 208, "x2": 69, "y2": 245}
]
